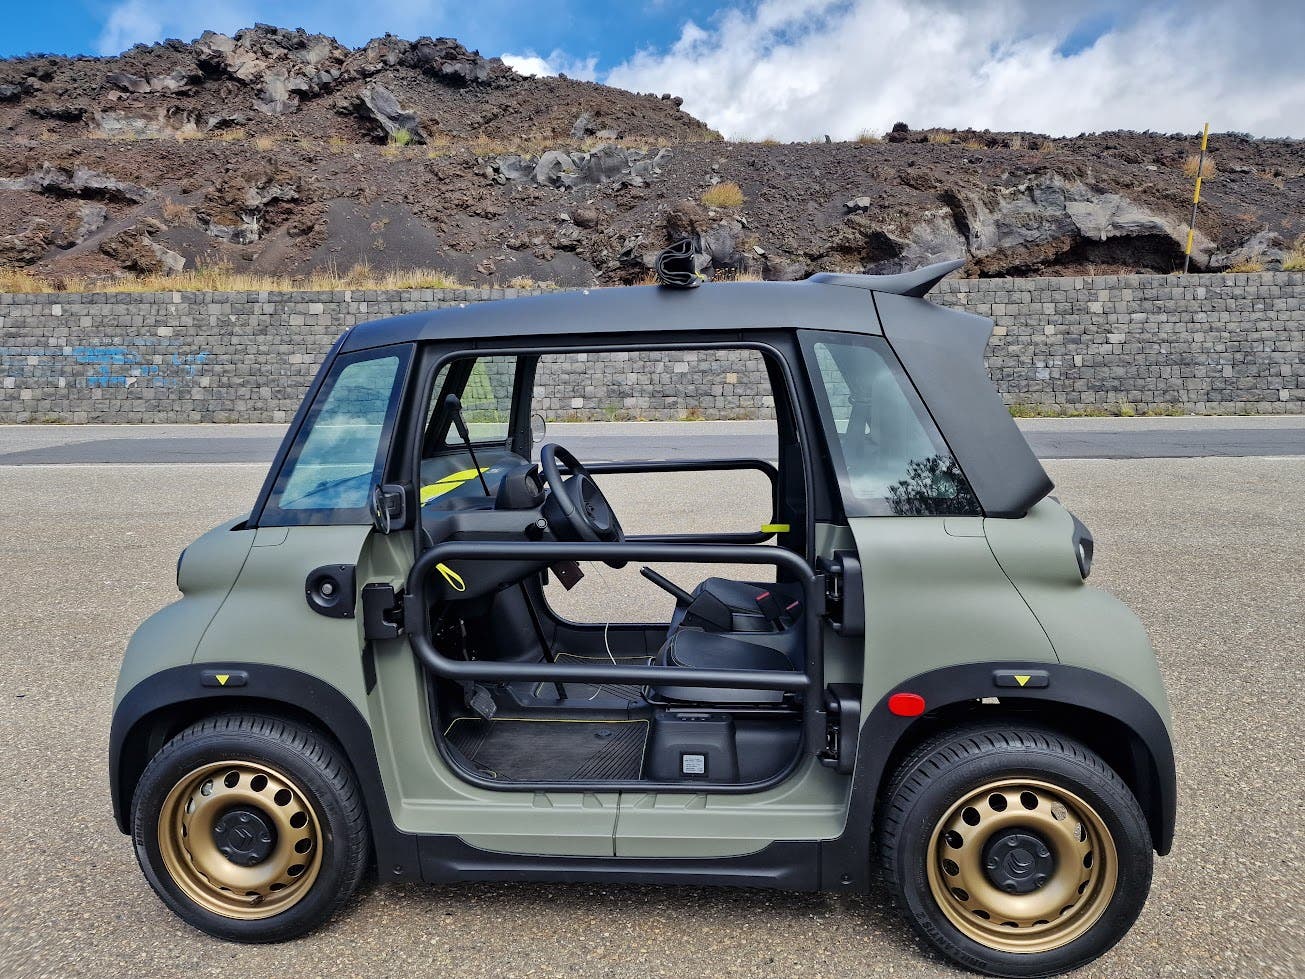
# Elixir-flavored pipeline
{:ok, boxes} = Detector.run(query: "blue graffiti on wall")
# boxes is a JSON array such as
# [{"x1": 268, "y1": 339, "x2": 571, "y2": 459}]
[{"x1": 73, "y1": 347, "x2": 210, "y2": 387}]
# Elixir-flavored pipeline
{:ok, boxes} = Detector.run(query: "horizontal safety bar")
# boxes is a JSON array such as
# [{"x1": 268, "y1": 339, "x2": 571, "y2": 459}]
[
  {"x1": 581, "y1": 459, "x2": 782, "y2": 545},
  {"x1": 404, "y1": 540, "x2": 823, "y2": 697}
]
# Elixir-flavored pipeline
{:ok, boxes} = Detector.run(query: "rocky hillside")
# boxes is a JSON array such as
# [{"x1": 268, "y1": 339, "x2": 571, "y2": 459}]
[{"x1": 2, "y1": 25, "x2": 1303, "y2": 287}]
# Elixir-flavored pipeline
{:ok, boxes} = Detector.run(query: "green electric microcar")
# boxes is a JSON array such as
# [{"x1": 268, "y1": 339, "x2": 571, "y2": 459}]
[{"x1": 110, "y1": 259, "x2": 1175, "y2": 977}]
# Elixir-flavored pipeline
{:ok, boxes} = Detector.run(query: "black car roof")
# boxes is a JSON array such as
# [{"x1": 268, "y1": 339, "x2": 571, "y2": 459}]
[
  {"x1": 338, "y1": 263, "x2": 965, "y2": 352},
  {"x1": 341, "y1": 279, "x2": 875, "y2": 351}
]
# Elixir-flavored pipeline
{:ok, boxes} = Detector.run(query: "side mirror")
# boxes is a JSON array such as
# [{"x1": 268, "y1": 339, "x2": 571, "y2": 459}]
[
  {"x1": 531, "y1": 412, "x2": 548, "y2": 445},
  {"x1": 371, "y1": 483, "x2": 408, "y2": 534}
]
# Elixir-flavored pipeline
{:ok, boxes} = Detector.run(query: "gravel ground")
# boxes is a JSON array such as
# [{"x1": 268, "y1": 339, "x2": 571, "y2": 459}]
[{"x1": 0, "y1": 458, "x2": 1302, "y2": 978}]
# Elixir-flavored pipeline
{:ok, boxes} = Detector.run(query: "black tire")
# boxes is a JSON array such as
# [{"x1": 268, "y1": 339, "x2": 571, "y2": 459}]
[
  {"x1": 877, "y1": 724, "x2": 1152, "y2": 977},
  {"x1": 131, "y1": 714, "x2": 370, "y2": 942}
]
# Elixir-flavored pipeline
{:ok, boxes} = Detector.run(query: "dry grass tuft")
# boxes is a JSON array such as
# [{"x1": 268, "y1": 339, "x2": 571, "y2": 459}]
[
  {"x1": 855, "y1": 130, "x2": 882, "y2": 144},
  {"x1": 1226, "y1": 259, "x2": 1264, "y2": 273},
  {"x1": 253, "y1": 135, "x2": 277, "y2": 152},
  {"x1": 0, "y1": 262, "x2": 471, "y2": 295},
  {"x1": 160, "y1": 200, "x2": 195, "y2": 226},
  {"x1": 1183, "y1": 154, "x2": 1216, "y2": 179},
  {"x1": 1008, "y1": 135, "x2": 1023, "y2": 150},
  {"x1": 926, "y1": 131, "x2": 955, "y2": 144},
  {"x1": 1281, "y1": 237, "x2": 1305, "y2": 271},
  {"x1": 701, "y1": 182, "x2": 745, "y2": 208},
  {"x1": 0, "y1": 268, "x2": 52, "y2": 294},
  {"x1": 214, "y1": 127, "x2": 246, "y2": 142}
]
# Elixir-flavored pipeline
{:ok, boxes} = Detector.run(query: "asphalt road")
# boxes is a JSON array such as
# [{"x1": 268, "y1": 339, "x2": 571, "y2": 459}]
[
  {"x1": 0, "y1": 455, "x2": 1302, "y2": 978},
  {"x1": 0, "y1": 417, "x2": 1303, "y2": 465}
]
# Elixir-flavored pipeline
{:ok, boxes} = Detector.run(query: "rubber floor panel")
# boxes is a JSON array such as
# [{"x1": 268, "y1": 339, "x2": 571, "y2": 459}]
[{"x1": 445, "y1": 716, "x2": 649, "y2": 781}]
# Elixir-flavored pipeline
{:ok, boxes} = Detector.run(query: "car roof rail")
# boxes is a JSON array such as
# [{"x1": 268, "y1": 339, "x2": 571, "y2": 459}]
[{"x1": 807, "y1": 258, "x2": 965, "y2": 298}]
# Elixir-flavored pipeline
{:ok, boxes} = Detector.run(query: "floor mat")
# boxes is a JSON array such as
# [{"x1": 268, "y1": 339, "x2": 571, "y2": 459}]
[
  {"x1": 445, "y1": 716, "x2": 649, "y2": 781},
  {"x1": 538, "y1": 651, "x2": 654, "y2": 701}
]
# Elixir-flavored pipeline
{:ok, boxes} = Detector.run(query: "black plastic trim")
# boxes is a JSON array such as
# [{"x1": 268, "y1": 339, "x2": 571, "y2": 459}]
[
  {"x1": 108, "y1": 664, "x2": 421, "y2": 881},
  {"x1": 417, "y1": 836, "x2": 820, "y2": 889},
  {"x1": 819, "y1": 661, "x2": 1178, "y2": 892},
  {"x1": 807, "y1": 259, "x2": 964, "y2": 297}
]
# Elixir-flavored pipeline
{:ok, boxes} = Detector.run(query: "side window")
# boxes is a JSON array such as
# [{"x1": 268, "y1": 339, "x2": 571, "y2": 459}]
[
  {"x1": 803, "y1": 334, "x2": 979, "y2": 516},
  {"x1": 261, "y1": 347, "x2": 409, "y2": 525},
  {"x1": 421, "y1": 355, "x2": 519, "y2": 457}
]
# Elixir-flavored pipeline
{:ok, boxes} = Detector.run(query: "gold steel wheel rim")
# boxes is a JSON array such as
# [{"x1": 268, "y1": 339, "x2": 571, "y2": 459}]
[
  {"x1": 157, "y1": 760, "x2": 323, "y2": 920},
  {"x1": 926, "y1": 778, "x2": 1118, "y2": 954}
]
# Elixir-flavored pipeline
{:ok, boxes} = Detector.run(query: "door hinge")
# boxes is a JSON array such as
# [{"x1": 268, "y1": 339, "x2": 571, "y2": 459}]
[
  {"x1": 362, "y1": 582, "x2": 404, "y2": 640},
  {"x1": 818, "y1": 683, "x2": 862, "y2": 774},
  {"x1": 818, "y1": 551, "x2": 864, "y2": 637}
]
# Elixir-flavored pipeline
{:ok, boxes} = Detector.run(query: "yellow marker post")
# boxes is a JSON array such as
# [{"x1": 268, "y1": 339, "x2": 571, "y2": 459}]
[{"x1": 1183, "y1": 122, "x2": 1209, "y2": 274}]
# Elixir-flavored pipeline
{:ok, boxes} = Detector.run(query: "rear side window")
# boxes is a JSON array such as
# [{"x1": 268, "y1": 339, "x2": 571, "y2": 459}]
[
  {"x1": 261, "y1": 347, "x2": 410, "y2": 525},
  {"x1": 425, "y1": 354, "x2": 518, "y2": 449},
  {"x1": 802, "y1": 333, "x2": 979, "y2": 516}
]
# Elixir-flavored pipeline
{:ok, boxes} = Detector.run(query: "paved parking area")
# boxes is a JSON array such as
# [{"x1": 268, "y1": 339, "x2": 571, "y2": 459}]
[{"x1": 0, "y1": 457, "x2": 1302, "y2": 977}]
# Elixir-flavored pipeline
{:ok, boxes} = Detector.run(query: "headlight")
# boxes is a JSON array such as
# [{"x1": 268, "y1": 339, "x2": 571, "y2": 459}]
[{"x1": 1070, "y1": 513, "x2": 1094, "y2": 579}]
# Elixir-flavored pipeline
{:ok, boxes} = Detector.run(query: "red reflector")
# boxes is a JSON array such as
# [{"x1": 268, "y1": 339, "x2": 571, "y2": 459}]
[{"x1": 888, "y1": 692, "x2": 926, "y2": 717}]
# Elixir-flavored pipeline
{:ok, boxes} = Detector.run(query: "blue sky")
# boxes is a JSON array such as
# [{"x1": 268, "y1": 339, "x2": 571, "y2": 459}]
[
  {"x1": 0, "y1": 0, "x2": 732, "y2": 67},
  {"x1": 2, "y1": 1, "x2": 1301, "y2": 139}
]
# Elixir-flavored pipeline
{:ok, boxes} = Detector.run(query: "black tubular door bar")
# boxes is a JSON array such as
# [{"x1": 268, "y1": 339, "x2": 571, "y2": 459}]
[
  {"x1": 404, "y1": 541, "x2": 826, "y2": 740},
  {"x1": 573, "y1": 459, "x2": 781, "y2": 545}
]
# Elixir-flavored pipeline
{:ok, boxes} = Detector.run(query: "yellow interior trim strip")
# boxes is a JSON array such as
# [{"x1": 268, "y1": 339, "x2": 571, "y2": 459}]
[
  {"x1": 420, "y1": 467, "x2": 488, "y2": 503},
  {"x1": 761, "y1": 523, "x2": 791, "y2": 534}
]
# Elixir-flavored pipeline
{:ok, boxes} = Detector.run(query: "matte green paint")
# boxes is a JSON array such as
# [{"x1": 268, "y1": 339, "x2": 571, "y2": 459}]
[
  {"x1": 113, "y1": 517, "x2": 252, "y2": 704},
  {"x1": 983, "y1": 499, "x2": 1172, "y2": 730},
  {"x1": 848, "y1": 515, "x2": 1058, "y2": 705}
]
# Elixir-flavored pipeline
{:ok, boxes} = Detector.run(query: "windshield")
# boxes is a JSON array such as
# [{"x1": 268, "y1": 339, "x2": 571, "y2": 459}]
[{"x1": 261, "y1": 348, "x2": 408, "y2": 525}]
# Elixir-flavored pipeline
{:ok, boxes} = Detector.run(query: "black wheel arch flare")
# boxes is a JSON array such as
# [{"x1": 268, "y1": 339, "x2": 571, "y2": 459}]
[
  {"x1": 820, "y1": 661, "x2": 1177, "y2": 892},
  {"x1": 109, "y1": 664, "x2": 422, "y2": 883}
]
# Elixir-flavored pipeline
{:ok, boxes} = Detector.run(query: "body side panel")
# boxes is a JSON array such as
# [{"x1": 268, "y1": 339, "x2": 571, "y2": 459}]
[
  {"x1": 849, "y1": 515, "x2": 1058, "y2": 709},
  {"x1": 983, "y1": 500, "x2": 1173, "y2": 728},
  {"x1": 113, "y1": 518, "x2": 254, "y2": 706}
]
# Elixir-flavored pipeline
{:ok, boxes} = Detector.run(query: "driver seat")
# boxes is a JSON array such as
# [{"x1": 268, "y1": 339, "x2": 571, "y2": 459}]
[
  {"x1": 650, "y1": 576, "x2": 807, "y2": 705},
  {"x1": 669, "y1": 577, "x2": 804, "y2": 635},
  {"x1": 653, "y1": 627, "x2": 800, "y2": 704}
]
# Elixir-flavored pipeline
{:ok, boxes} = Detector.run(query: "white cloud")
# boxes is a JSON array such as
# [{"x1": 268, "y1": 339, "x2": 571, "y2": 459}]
[
  {"x1": 96, "y1": 0, "x2": 253, "y2": 54},
  {"x1": 605, "y1": 0, "x2": 1305, "y2": 139},
  {"x1": 94, "y1": 0, "x2": 444, "y2": 56},
  {"x1": 501, "y1": 49, "x2": 599, "y2": 82}
]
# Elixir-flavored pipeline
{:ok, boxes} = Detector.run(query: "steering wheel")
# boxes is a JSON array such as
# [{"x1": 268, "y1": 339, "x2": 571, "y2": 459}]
[{"x1": 539, "y1": 444, "x2": 625, "y2": 557}]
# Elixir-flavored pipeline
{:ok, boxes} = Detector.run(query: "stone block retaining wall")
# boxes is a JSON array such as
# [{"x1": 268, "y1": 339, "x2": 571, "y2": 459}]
[{"x1": 1, "y1": 271, "x2": 1301, "y2": 423}]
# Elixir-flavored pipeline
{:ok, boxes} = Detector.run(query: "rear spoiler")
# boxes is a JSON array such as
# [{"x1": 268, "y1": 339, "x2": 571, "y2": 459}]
[{"x1": 808, "y1": 259, "x2": 964, "y2": 298}]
